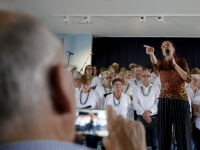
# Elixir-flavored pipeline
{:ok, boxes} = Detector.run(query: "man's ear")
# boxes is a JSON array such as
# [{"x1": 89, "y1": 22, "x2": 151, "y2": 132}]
[{"x1": 50, "y1": 65, "x2": 75, "y2": 114}]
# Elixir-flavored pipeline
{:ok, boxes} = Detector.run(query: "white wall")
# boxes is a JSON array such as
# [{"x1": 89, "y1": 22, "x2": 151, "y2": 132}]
[{"x1": 57, "y1": 34, "x2": 93, "y2": 73}]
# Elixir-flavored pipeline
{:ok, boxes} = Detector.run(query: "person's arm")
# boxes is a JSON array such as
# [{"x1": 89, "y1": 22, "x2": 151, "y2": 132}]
[
  {"x1": 173, "y1": 58, "x2": 192, "y2": 82},
  {"x1": 95, "y1": 91, "x2": 102, "y2": 109},
  {"x1": 127, "y1": 96, "x2": 134, "y2": 120},
  {"x1": 193, "y1": 104, "x2": 200, "y2": 117},
  {"x1": 132, "y1": 88, "x2": 145, "y2": 115},
  {"x1": 103, "y1": 106, "x2": 147, "y2": 150},
  {"x1": 144, "y1": 45, "x2": 157, "y2": 64},
  {"x1": 148, "y1": 86, "x2": 160, "y2": 115}
]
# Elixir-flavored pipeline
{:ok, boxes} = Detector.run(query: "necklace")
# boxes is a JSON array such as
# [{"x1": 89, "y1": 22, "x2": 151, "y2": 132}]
[
  {"x1": 80, "y1": 89, "x2": 90, "y2": 105},
  {"x1": 103, "y1": 84, "x2": 112, "y2": 94},
  {"x1": 134, "y1": 80, "x2": 138, "y2": 85},
  {"x1": 113, "y1": 92, "x2": 122, "y2": 107},
  {"x1": 141, "y1": 86, "x2": 152, "y2": 97},
  {"x1": 124, "y1": 83, "x2": 130, "y2": 93}
]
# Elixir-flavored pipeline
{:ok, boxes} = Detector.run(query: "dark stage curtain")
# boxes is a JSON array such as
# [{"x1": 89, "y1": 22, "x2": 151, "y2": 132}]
[{"x1": 92, "y1": 37, "x2": 200, "y2": 71}]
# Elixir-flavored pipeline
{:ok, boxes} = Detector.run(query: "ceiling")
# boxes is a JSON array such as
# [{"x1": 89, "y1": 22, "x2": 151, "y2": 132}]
[{"x1": 1, "y1": 0, "x2": 200, "y2": 37}]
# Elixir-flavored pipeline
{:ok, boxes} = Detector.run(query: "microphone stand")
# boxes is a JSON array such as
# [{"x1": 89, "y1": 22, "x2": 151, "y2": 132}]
[
  {"x1": 80, "y1": 53, "x2": 92, "y2": 73},
  {"x1": 66, "y1": 51, "x2": 72, "y2": 65}
]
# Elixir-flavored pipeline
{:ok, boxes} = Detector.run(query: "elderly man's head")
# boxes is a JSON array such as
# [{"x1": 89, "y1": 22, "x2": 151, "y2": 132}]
[
  {"x1": 0, "y1": 10, "x2": 76, "y2": 143},
  {"x1": 134, "y1": 65, "x2": 142, "y2": 80}
]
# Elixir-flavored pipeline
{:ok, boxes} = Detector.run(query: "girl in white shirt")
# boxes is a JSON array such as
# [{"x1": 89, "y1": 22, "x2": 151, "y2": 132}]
[
  {"x1": 193, "y1": 99, "x2": 200, "y2": 150},
  {"x1": 76, "y1": 74, "x2": 101, "y2": 109},
  {"x1": 95, "y1": 71, "x2": 115, "y2": 109},
  {"x1": 104, "y1": 78, "x2": 134, "y2": 120},
  {"x1": 118, "y1": 71, "x2": 135, "y2": 100}
]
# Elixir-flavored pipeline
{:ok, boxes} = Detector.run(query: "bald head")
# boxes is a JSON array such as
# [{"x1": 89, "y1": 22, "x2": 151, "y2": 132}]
[{"x1": 0, "y1": 10, "x2": 67, "y2": 141}]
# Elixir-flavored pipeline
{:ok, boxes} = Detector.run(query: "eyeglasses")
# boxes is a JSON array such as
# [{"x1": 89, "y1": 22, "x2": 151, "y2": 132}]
[
  {"x1": 161, "y1": 43, "x2": 170, "y2": 48},
  {"x1": 86, "y1": 68, "x2": 92, "y2": 70},
  {"x1": 114, "y1": 84, "x2": 122, "y2": 86},
  {"x1": 82, "y1": 84, "x2": 90, "y2": 87},
  {"x1": 75, "y1": 78, "x2": 80, "y2": 81},
  {"x1": 141, "y1": 75, "x2": 151, "y2": 78},
  {"x1": 104, "y1": 77, "x2": 112, "y2": 80}
]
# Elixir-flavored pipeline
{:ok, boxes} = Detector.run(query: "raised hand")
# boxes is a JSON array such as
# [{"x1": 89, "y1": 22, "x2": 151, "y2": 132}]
[
  {"x1": 103, "y1": 106, "x2": 147, "y2": 150},
  {"x1": 144, "y1": 45, "x2": 155, "y2": 56}
]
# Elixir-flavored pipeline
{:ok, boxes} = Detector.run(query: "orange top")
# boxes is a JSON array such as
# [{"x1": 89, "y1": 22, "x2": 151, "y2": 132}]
[{"x1": 153, "y1": 58, "x2": 192, "y2": 101}]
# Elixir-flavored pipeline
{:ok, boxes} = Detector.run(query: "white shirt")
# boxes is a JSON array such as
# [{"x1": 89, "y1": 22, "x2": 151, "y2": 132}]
[
  {"x1": 153, "y1": 76, "x2": 161, "y2": 90},
  {"x1": 104, "y1": 92, "x2": 134, "y2": 120},
  {"x1": 75, "y1": 89, "x2": 101, "y2": 109},
  {"x1": 90, "y1": 77, "x2": 101, "y2": 87},
  {"x1": 122, "y1": 83, "x2": 135, "y2": 96},
  {"x1": 133, "y1": 83, "x2": 160, "y2": 116},
  {"x1": 128, "y1": 78, "x2": 142, "y2": 86},
  {"x1": 95, "y1": 85, "x2": 115, "y2": 109},
  {"x1": 150, "y1": 72, "x2": 157, "y2": 84},
  {"x1": 75, "y1": 87, "x2": 82, "y2": 93},
  {"x1": 186, "y1": 87, "x2": 200, "y2": 106},
  {"x1": 193, "y1": 100, "x2": 200, "y2": 130}
]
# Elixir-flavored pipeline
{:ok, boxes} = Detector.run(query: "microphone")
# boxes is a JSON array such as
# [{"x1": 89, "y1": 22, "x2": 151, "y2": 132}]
[
  {"x1": 90, "y1": 52, "x2": 94, "y2": 55},
  {"x1": 66, "y1": 51, "x2": 73, "y2": 55},
  {"x1": 166, "y1": 49, "x2": 170, "y2": 56}
]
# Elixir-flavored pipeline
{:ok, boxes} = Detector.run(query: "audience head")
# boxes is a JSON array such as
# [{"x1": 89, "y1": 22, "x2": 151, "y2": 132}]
[
  {"x1": 84, "y1": 65, "x2": 93, "y2": 75},
  {"x1": 100, "y1": 67, "x2": 106, "y2": 75},
  {"x1": 161, "y1": 41, "x2": 178, "y2": 59},
  {"x1": 129, "y1": 63, "x2": 137, "y2": 74},
  {"x1": 92, "y1": 65, "x2": 99, "y2": 77},
  {"x1": 118, "y1": 71, "x2": 129, "y2": 85},
  {"x1": 110, "y1": 65, "x2": 118, "y2": 75},
  {"x1": 120, "y1": 67, "x2": 127, "y2": 72},
  {"x1": 112, "y1": 78, "x2": 123, "y2": 92},
  {"x1": 134, "y1": 65, "x2": 142, "y2": 80},
  {"x1": 102, "y1": 71, "x2": 112, "y2": 85},
  {"x1": 191, "y1": 74, "x2": 200, "y2": 87},
  {"x1": 74, "y1": 71, "x2": 81, "y2": 87},
  {"x1": 127, "y1": 71, "x2": 134, "y2": 80},
  {"x1": 80, "y1": 74, "x2": 92, "y2": 92},
  {"x1": 0, "y1": 10, "x2": 76, "y2": 143},
  {"x1": 145, "y1": 65, "x2": 152, "y2": 73},
  {"x1": 141, "y1": 70, "x2": 151, "y2": 85},
  {"x1": 108, "y1": 68, "x2": 115, "y2": 80}
]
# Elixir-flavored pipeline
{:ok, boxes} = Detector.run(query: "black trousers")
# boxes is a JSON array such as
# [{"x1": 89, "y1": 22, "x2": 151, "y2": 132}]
[{"x1": 158, "y1": 98, "x2": 191, "y2": 150}]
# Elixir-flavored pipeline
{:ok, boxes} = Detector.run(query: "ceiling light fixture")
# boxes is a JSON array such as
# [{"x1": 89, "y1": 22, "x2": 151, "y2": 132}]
[
  {"x1": 84, "y1": 16, "x2": 90, "y2": 23},
  {"x1": 63, "y1": 16, "x2": 69, "y2": 23},
  {"x1": 158, "y1": 16, "x2": 164, "y2": 23},
  {"x1": 140, "y1": 16, "x2": 146, "y2": 23}
]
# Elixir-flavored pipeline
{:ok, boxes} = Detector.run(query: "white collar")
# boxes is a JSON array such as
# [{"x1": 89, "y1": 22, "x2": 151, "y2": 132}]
[{"x1": 140, "y1": 83, "x2": 153, "y2": 88}]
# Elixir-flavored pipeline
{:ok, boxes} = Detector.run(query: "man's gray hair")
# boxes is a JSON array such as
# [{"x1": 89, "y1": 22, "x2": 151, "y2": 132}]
[{"x1": 0, "y1": 10, "x2": 61, "y2": 133}]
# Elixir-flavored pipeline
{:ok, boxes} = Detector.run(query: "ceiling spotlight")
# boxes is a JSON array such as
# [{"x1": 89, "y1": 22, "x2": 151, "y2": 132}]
[
  {"x1": 84, "y1": 16, "x2": 90, "y2": 23},
  {"x1": 63, "y1": 16, "x2": 69, "y2": 23},
  {"x1": 140, "y1": 16, "x2": 146, "y2": 23},
  {"x1": 158, "y1": 16, "x2": 164, "y2": 23}
]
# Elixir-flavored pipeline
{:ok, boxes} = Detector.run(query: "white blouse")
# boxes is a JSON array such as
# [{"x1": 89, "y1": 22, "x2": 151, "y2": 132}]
[
  {"x1": 75, "y1": 87, "x2": 82, "y2": 93},
  {"x1": 122, "y1": 83, "x2": 135, "y2": 96},
  {"x1": 133, "y1": 83, "x2": 160, "y2": 116},
  {"x1": 75, "y1": 89, "x2": 101, "y2": 109},
  {"x1": 150, "y1": 72, "x2": 157, "y2": 84},
  {"x1": 128, "y1": 78, "x2": 142, "y2": 86},
  {"x1": 95, "y1": 85, "x2": 115, "y2": 109},
  {"x1": 104, "y1": 92, "x2": 134, "y2": 120},
  {"x1": 186, "y1": 87, "x2": 200, "y2": 106},
  {"x1": 193, "y1": 100, "x2": 200, "y2": 130},
  {"x1": 90, "y1": 77, "x2": 102, "y2": 87}
]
